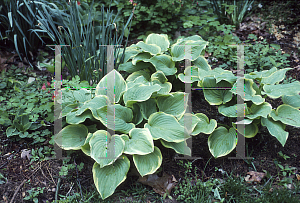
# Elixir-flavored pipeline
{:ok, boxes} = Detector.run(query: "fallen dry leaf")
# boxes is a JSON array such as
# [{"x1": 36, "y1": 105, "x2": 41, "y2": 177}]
[
  {"x1": 138, "y1": 172, "x2": 177, "y2": 196},
  {"x1": 244, "y1": 171, "x2": 266, "y2": 184}
]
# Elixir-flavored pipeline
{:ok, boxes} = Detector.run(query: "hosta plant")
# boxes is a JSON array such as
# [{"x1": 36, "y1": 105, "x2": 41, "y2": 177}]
[
  {"x1": 116, "y1": 33, "x2": 210, "y2": 91},
  {"x1": 179, "y1": 65, "x2": 300, "y2": 158},
  {"x1": 54, "y1": 68, "x2": 217, "y2": 200}
]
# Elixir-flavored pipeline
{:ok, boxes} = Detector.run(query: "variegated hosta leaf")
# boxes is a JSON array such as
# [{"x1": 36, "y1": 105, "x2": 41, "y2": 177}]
[
  {"x1": 202, "y1": 77, "x2": 233, "y2": 105},
  {"x1": 160, "y1": 139, "x2": 191, "y2": 156},
  {"x1": 178, "y1": 66, "x2": 201, "y2": 83},
  {"x1": 138, "y1": 98, "x2": 158, "y2": 120},
  {"x1": 95, "y1": 69, "x2": 126, "y2": 103},
  {"x1": 117, "y1": 47, "x2": 140, "y2": 63},
  {"x1": 208, "y1": 127, "x2": 236, "y2": 158},
  {"x1": 93, "y1": 155, "x2": 130, "y2": 200},
  {"x1": 62, "y1": 103, "x2": 82, "y2": 118},
  {"x1": 89, "y1": 130, "x2": 125, "y2": 168},
  {"x1": 191, "y1": 113, "x2": 217, "y2": 135},
  {"x1": 145, "y1": 33, "x2": 170, "y2": 52},
  {"x1": 177, "y1": 113, "x2": 201, "y2": 135},
  {"x1": 150, "y1": 71, "x2": 172, "y2": 96},
  {"x1": 214, "y1": 71, "x2": 237, "y2": 85},
  {"x1": 269, "y1": 104, "x2": 300, "y2": 127},
  {"x1": 122, "y1": 128, "x2": 154, "y2": 155},
  {"x1": 136, "y1": 41, "x2": 161, "y2": 55},
  {"x1": 244, "y1": 67, "x2": 277, "y2": 80},
  {"x1": 281, "y1": 94, "x2": 300, "y2": 109},
  {"x1": 231, "y1": 78, "x2": 264, "y2": 105},
  {"x1": 145, "y1": 112, "x2": 188, "y2": 142},
  {"x1": 261, "y1": 116, "x2": 288, "y2": 147},
  {"x1": 95, "y1": 104, "x2": 135, "y2": 134},
  {"x1": 246, "y1": 102, "x2": 272, "y2": 119},
  {"x1": 133, "y1": 146, "x2": 162, "y2": 177},
  {"x1": 75, "y1": 95, "x2": 109, "y2": 118},
  {"x1": 54, "y1": 124, "x2": 88, "y2": 150},
  {"x1": 261, "y1": 81, "x2": 300, "y2": 99},
  {"x1": 197, "y1": 67, "x2": 227, "y2": 81},
  {"x1": 132, "y1": 52, "x2": 152, "y2": 65},
  {"x1": 81, "y1": 132, "x2": 93, "y2": 156},
  {"x1": 171, "y1": 36, "x2": 208, "y2": 61},
  {"x1": 123, "y1": 83, "x2": 161, "y2": 108},
  {"x1": 260, "y1": 68, "x2": 292, "y2": 85},
  {"x1": 126, "y1": 69, "x2": 151, "y2": 83},
  {"x1": 131, "y1": 103, "x2": 143, "y2": 126},
  {"x1": 66, "y1": 109, "x2": 95, "y2": 124},
  {"x1": 118, "y1": 61, "x2": 154, "y2": 73},
  {"x1": 193, "y1": 55, "x2": 211, "y2": 71},
  {"x1": 218, "y1": 103, "x2": 249, "y2": 118},
  {"x1": 157, "y1": 92, "x2": 188, "y2": 120},
  {"x1": 232, "y1": 122, "x2": 259, "y2": 138},
  {"x1": 148, "y1": 54, "x2": 177, "y2": 76}
]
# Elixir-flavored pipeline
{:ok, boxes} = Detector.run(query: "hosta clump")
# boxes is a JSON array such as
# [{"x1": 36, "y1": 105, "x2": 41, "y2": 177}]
[
  {"x1": 54, "y1": 69, "x2": 217, "y2": 200},
  {"x1": 116, "y1": 33, "x2": 210, "y2": 91},
  {"x1": 179, "y1": 65, "x2": 300, "y2": 158}
]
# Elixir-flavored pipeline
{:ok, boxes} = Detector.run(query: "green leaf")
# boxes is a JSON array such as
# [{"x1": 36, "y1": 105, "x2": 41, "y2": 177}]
[
  {"x1": 160, "y1": 139, "x2": 191, "y2": 156},
  {"x1": 95, "y1": 104, "x2": 135, "y2": 134},
  {"x1": 6, "y1": 126, "x2": 16, "y2": 137},
  {"x1": 123, "y1": 83, "x2": 161, "y2": 108},
  {"x1": 261, "y1": 116, "x2": 288, "y2": 147},
  {"x1": 202, "y1": 77, "x2": 232, "y2": 105},
  {"x1": 93, "y1": 155, "x2": 130, "y2": 200},
  {"x1": 148, "y1": 54, "x2": 176, "y2": 76},
  {"x1": 262, "y1": 81, "x2": 300, "y2": 99},
  {"x1": 157, "y1": 92, "x2": 188, "y2": 120},
  {"x1": 95, "y1": 69, "x2": 127, "y2": 103},
  {"x1": 270, "y1": 44, "x2": 280, "y2": 50},
  {"x1": 133, "y1": 146, "x2": 162, "y2": 177},
  {"x1": 232, "y1": 122, "x2": 259, "y2": 138},
  {"x1": 269, "y1": 104, "x2": 300, "y2": 127},
  {"x1": 208, "y1": 127, "x2": 236, "y2": 158},
  {"x1": 145, "y1": 112, "x2": 188, "y2": 143},
  {"x1": 122, "y1": 128, "x2": 154, "y2": 155},
  {"x1": 145, "y1": 33, "x2": 170, "y2": 52},
  {"x1": 171, "y1": 38, "x2": 208, "y2": 61},
  {"x1": 136, "y1": 41, "x2": 161, "y2": 55},
  {"x1": 89, "y1": 130, "x2": 125, "y2": 168},
  {"x1": 54, "y1": 124, "x2": 88, "y2": 150}
]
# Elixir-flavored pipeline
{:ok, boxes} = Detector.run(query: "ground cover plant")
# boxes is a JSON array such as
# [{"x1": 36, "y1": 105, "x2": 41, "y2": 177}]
[{"x1": 0, "y1": 0, "x2": 300, "y2": 202}]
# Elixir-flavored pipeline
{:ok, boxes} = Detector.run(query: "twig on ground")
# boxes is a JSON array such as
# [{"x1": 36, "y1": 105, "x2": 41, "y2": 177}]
[
  {"x1": 9, "y1": 179, "x2": 26, "y2": 203},
  {"x1": 10, "y1": 161, "x2": 48, "y2": 203},
  {"x1": 46, "y1": 162, "x2": 56, "y2": 187}
]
